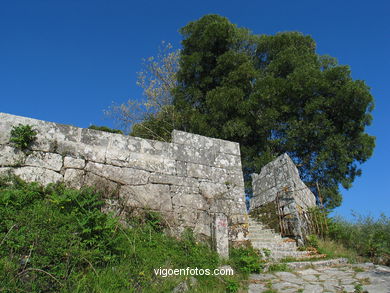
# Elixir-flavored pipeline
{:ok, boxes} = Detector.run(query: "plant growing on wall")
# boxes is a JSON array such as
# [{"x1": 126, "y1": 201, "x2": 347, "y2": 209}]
[{"x1": 9, "y1": 124, "x2": 38, "y2": 150}]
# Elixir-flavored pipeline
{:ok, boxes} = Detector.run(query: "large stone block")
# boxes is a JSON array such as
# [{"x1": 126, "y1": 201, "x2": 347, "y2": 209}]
[
  {"x1": 63, "y1": 156, "x2": 85, "y2": 169},
  {"x1": 213, "y1": 153, "x2": 241, "y2": 170},
  {"x1": 80, "y1": 128, "x2": 111, "y2": 147},
  {"x1": 13, "y1": 166, "x2": 63, "y2": 185},
  {"x1": 85, "y1": 162, "x2": 149, "y2": 185},
  {"x1": 212, "y1": 214, "x2": 229, "y2": 258},
  {"x1": 84, "y1": 172, "x2": 119, "y2": 197},
  {"x1": 172, "y1": 130, "x2": 216, "y2": 150},
  {"x1": 149, "y1": 174, "x2": 198, "y2": 187},
  {"x1": 217, "y1": 139, "x2": 240, "y2": 156},
  {"x1": 171, "y1": 186, "x2": 207, "y2": 210},
  {"x1": 193, "y1": 211, "x2": 212, "y2": 237},
  {"x1": 64, "y1": 169, "x2": 85, "y2": 189},
  {"x1": 172, "y1": 144, "x2": 216, "y2": 166},
  {"x1": 0, "y1": 145, "x2": 26, "y2": 167},
  {"x1": 120, "y1": 184, "x2": 172, "y2": 211},
  {"x1": 127, "y1": 152, "x2": 176, "y2": 174},
  {"x1": 199, "y1": 181, "x2": 228, "y2": 200},
  {"x1": 25, "y1": 151, "x2": 63, "y2": 171},
  {"x1": 187, "y1": 163, "x2": 213, "y2": 179}
]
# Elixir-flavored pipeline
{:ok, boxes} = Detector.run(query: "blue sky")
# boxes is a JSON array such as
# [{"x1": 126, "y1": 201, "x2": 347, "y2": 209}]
[{"x1": 1, "y1": 0, "x2": 389, "y2": 219}]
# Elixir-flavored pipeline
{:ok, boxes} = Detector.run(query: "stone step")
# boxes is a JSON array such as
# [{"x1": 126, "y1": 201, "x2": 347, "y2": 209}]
[
  {"x1": 248, "y1": 227, "x2": 276, "y2": 234},
  {"x1": 249, "y1": 238, "x2": 283, "y2": 243},
  {"x1": 250, "y1": 240, "x2": 297, "y2": 247},
  {"x1": 252, "y1": 242, "x2": 298, "y2": 251},
  {"x1": 285, "y1": 258, "x2": 348, "y2": 269},
  {"x1": 248, "y1": 232, "x2": 283, "y2": 240},
  {"x1": 270, "y1": 251, "x2": 311, "y2": 259}
]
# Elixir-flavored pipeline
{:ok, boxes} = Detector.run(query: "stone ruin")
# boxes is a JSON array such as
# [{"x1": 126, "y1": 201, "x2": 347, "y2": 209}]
[
  {"x1": 0, "y1": 112, "x2": 248, "y2": 257},
  {"x1": 0, "y1": 112, "x2": 318, "y2": 255},
  {"x1": 250, "y1": 153, "x2": 317, "y2": 245}
]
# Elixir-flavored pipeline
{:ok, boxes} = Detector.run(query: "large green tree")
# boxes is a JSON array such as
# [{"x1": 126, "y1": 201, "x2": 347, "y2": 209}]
[{"x1": 135, "y1": 15, "x2": 375, "y2": 208}]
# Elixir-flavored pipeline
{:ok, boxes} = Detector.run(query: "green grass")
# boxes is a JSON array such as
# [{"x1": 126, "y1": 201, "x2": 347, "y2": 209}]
[
  {"x1": 0, "y1": 176, "x2": 250, "y2": 292},
  {"x1": 267, "y1": 263, "x2": 291, "y2": 272}
]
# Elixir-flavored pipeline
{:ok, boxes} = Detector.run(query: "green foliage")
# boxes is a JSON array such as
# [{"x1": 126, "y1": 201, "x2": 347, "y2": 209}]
[
  {"x1": 130, "y1": 105, "x2": 183, "y2": 142},
  {"x1": 9, "y1": 124, "x2": 38, "y2": 150},
  {"x1": 267, "y1": 263, "x2": 291, "y2": 272},
  {"x1": 225, "y1": 279, "x2": 239, "y2": 293},
  {"x1": 0, "y1": 177, "x2": 241, "y2": 292},
  {"x1": 249, "y1": 202, "x2": 280, "y2": 232},
  {"x1": 229, "y1": 246, "x2": 264, "y2": 274},
  {"x1": 354, "y1": 282, "x2": 364, "y2": 293},
  {"x1": 306, "y1": 234, "x2": 320, "y2": 249},
  {"x1": 326, "y1": 214, "x2": 390, "y2": 264},
  {"x1": 137, "y1": 14, "x2": 375, "y2": 208},
  {"x1": 88, "y1": 125, "x2": 123, "y2": 134}
]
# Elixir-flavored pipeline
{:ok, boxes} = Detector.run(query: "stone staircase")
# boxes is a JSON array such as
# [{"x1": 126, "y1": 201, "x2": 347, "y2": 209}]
[{"x1": 248, "y1": 217, "x2": 311, "y2": 260}]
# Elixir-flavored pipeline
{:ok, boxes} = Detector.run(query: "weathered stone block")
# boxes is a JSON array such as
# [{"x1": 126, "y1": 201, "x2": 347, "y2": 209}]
[
  {"x1": 0, "y1": 145, "x2": 26, "y2": 167},
  {"x1": 13, "y1": 166, "x2": 63, "y2": 185},
  {"x1": 84, "y1": 172, "x2": 119, "y2": 197},
  {"x1": 127, "y1": 152, "x2": 176, "y2": 174},
  {"x1": 173, "y1": 206, "x2": 198, "y2": 226},
  {"x1": 25, "y1": 151, "x2": 63, "y2": 171},
  {"x1": 172, "y1": 144, "x2": 215, "y2": 166},
  {"x1": 194, "y1": 211, "x2": 212, "y2": 237},
  {"x1": 171, "y1": 186, "x2": 207, "y2": 210},
  {"x1": 64, "y1": 169, "x2": 85, "y2": 189},
  {"x1": 63, "y1": 156, "x2": 85, "y2": 169},
  {"x1": 85, "y1": 162, "x2": 150, "y2": 185},
  {"x1": 176, "y1": 161, "x2": 187, "y2": 176},
  {"x1": 187, "y1": 163, "x2": 213, "y2": 179},
  {"x1": 199, "y1": 182, "x2": 228, "y2": 200},
  {"x1": 149, "y1": 174, "x2": 198, "y2": 187},
  {"x1": 172, "y1": 130, "x2": 216, "y2": 150},
  {"x1": 213, "y1": 153, "x2": 241, "y2": 169},
  {"x1": 212, "y1": 214, "x2": 229, "y2": 258},
  {"x1": 120, "y1": 184, "x2": 172, "y2": 211},
  {"x1": 217, "y1": 139, "x2": 240, "y2": 156},
  {"x1": 80, "y1": 128, "x2": 111, "y2": 147}
]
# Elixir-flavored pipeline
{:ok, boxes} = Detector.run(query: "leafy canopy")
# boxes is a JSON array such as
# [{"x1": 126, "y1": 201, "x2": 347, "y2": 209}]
[{"x1": 171, "y1": 14, "x2": 375, "y2": 208}]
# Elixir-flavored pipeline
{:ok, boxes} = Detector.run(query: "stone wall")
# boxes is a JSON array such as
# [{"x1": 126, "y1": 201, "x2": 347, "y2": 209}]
[
  {"x1": 0, "y1": 112, "x2": 248, "y2": 242},
  {"x1": 250, "y1": 153, "x2": 316, "y2": 244}
]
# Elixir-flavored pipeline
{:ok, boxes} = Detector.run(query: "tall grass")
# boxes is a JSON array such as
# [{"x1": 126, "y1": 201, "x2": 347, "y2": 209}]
[{"x1": 326, "y1": 213, "x2": 390, "y2": 264}]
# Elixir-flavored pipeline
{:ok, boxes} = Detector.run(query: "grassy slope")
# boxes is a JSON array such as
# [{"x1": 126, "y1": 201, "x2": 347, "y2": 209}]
[{"x1": 0, "y1": 177, "x2": 262, "y2": 293}]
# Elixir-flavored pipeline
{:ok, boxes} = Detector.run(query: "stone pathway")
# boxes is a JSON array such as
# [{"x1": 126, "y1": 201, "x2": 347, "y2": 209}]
[{"x1": 248, "y1": 263, "x2": 390, "y2": 293}]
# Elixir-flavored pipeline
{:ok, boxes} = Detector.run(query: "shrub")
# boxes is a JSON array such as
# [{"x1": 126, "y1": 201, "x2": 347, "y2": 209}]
[
  {"x1": 306, "y1": 234, "x2": 319, "y2": 249},
  {"x1": 9, "y1": 124, "x2": 37, "y2": 150},
  {"x1": 88, "y1": 125, "x2": 123, "y2": 134},
  {"x1": 267, "y1": 263, "x2": 290, "y2": 272},
  {"x1": 229, "y1": 246, "x2": 264, "y2": 274}
]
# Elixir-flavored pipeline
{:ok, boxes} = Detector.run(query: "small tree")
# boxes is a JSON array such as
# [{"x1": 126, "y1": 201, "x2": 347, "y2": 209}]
[{"x1": 105, "y1": 41, "x2": 180, "y2": 140}]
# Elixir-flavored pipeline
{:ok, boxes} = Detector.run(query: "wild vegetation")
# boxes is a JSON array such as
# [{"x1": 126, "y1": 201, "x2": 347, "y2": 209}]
[
  {"x1": 299, "y1": 213, "x2": 390, "y2": 265},
  {"x1": 9, "y1": 124, "x2": 37, "y2": 150},
  {"x1": 87, "y1": 125, "x2": 124, "y2": 134},
  {"x1": 0, "y1": 176, "x2": 263, "y2": 292}
]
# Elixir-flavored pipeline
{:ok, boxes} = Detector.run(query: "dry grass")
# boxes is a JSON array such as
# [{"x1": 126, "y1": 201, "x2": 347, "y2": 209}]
[{"x1": 317, "y1": 238, "x2": 365, "y2": 263}]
